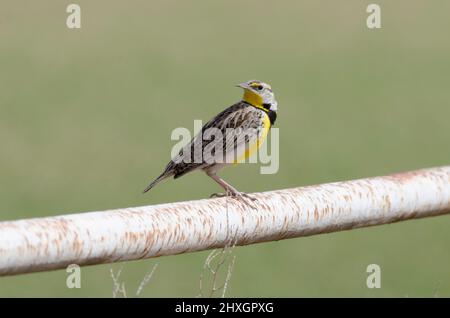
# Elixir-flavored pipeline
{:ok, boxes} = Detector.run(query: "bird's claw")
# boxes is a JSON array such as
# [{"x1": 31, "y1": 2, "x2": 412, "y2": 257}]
[
  {"x1": 210, "y1": 192, "x2": 227, "y2": 198},
  {"x1": 210, "y1": 191, "x2": 257, "y2": 209},
  {"x1": 239, "y1": 192, "x2": 257, "y2": 201}
]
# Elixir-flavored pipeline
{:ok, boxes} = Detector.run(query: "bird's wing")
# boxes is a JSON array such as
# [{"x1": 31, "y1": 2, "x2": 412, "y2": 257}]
[
  {"x1": 203, "y1": 104, "x2": 267, "y2": 165},
  {"x1": 170, "y1": 102, "x2": 267, "y2": 178}
]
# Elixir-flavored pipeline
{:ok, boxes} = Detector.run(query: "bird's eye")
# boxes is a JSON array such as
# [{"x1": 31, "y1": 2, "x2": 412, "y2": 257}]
[{"x1": 256, "y1": 85, "x2": 263, "y2": 91}]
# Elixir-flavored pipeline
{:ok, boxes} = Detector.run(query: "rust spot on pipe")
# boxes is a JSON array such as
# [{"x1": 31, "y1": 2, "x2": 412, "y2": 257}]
[
  {"x1": 314, "y1": 206, "x2": 319, "y2": 222},
  {"x1": 385, "y1": 170, "x2": 422, "y2": 183}
]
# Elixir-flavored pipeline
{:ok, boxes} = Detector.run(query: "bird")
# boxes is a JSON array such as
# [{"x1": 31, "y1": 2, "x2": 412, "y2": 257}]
[{"x1": 143, "y1": 80, "x2": 278, "y2": 203}]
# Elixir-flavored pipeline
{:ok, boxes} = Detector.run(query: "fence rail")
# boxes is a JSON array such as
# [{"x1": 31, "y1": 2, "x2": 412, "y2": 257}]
[{"x1": 1, "y1": 166, "x2": 449, "y2": 276}]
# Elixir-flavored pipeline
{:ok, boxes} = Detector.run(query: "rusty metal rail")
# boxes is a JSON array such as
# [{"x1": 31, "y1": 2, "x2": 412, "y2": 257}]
[{"x1": 0, "y1": 166, "x2": 449, "y2": 276}]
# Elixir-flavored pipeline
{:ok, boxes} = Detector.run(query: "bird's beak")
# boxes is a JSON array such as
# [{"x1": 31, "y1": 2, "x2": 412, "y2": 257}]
[{"x1": 236, "y1": 82, "x2": 250, "y2": 90}]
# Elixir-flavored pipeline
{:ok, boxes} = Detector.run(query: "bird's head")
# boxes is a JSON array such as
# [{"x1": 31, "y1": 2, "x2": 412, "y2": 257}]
[{"x1": 237, "y1": 80, "x2": 278, "y2": 112}]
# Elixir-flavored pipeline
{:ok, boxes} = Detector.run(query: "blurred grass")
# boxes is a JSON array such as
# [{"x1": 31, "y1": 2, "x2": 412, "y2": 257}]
[{"x1": 0, "y1": 0, "x2": 449, "y2": 297}]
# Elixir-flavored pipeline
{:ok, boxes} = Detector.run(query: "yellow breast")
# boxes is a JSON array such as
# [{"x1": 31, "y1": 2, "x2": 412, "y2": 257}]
[{"x1": 235, "y1": 112, "x2": 271, "y2": 163}]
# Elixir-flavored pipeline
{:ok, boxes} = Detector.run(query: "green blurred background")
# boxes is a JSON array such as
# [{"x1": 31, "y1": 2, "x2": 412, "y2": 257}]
[{"x1": 1, "y1": 0, "x2": 449, "y2": 297}]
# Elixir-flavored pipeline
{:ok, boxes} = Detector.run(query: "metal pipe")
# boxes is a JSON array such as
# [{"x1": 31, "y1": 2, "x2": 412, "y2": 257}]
[{"x1": 0, "y1": 166, "x2": 449, "y2": 276}]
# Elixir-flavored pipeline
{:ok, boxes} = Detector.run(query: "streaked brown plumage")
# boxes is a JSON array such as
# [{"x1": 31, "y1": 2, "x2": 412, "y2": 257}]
[{"x1": 143, "y1": 80, "x2": 278, "y2": 202}]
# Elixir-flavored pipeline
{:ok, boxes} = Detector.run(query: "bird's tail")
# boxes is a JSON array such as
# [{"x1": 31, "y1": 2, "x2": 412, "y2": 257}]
[{"x1": 142, "y1": 172, "x2": 171, "y2": 193}]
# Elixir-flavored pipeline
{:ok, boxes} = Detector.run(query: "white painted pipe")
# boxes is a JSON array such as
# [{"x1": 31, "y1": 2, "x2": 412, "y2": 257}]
[{"x1": 0, "y1": 166, "x2": 449, "y2": 276}]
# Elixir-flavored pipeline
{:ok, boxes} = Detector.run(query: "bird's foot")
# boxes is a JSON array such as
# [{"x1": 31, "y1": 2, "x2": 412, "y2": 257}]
[
  {"x1": 210, "y1": 190, "x2": 257, "y2": 209},
  {"x1": 238, "y1": 192, "x2": 257, "y2": 201},
  {"x1": 233, "y1": 192, "x2": 257, "y2": 209}
]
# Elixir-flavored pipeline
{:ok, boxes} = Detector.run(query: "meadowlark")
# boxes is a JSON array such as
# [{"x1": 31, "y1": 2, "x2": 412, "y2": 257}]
[{"x1": 143, "y1": 80, "x2": 278, "y2": 202}]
